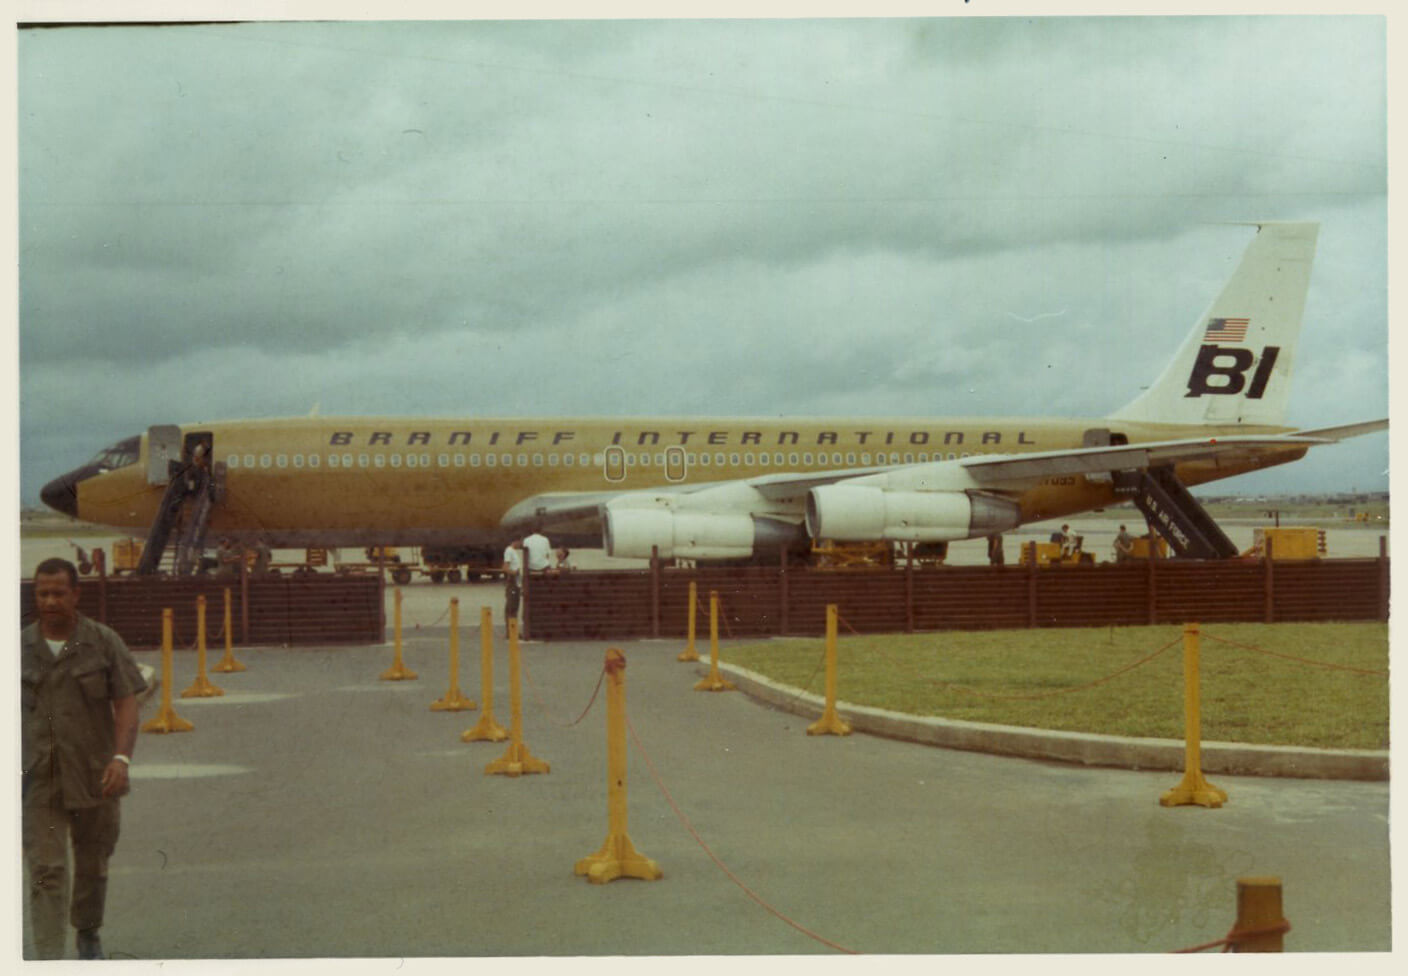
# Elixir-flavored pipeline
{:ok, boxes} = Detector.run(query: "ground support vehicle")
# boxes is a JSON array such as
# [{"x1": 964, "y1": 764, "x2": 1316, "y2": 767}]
[{"x1": 1021, "y1": 536, "x2": 1096, "y2": 567}]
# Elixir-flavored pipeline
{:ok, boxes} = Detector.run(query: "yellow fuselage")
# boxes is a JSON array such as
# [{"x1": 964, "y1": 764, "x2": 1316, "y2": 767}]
[{"x1": 70, "y1": 415, "x2": 1305, "y2": 546}]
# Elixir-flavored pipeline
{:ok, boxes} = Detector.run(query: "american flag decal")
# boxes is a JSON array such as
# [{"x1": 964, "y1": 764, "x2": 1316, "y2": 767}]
[{"x1": 1204, "y1": 317, "x2": 1249, "y2": 342}]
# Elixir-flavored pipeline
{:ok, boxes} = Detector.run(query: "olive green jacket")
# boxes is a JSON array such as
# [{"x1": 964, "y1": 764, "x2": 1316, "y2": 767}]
[{"x1": 21, "y1": 614, "x2": 147, "y2": 809}]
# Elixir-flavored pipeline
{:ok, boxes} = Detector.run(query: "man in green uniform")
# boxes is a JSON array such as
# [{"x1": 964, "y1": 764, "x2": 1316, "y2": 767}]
[{"x1": 21, "y1": 557, "x2": 147, "y2": 960}]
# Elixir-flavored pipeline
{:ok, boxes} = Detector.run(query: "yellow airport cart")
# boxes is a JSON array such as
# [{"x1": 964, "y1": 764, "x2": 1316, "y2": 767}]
[{"x1": 1244, "y1": 526, "x2": 1326, "y2": 560}]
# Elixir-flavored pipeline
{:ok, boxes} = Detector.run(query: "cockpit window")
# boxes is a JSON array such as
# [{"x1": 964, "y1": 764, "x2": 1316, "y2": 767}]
[{"x1": 87, "y1": 435, "x2": 140, "y2": 471}]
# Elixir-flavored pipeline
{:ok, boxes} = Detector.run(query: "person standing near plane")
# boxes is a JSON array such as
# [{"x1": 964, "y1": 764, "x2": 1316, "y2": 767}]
[
  {"x1": 523, "y1": 527, "x2": 552, "y2": 575},
  {"x1": 986, "y1": 534, "x2": 1005, "y2": 566},
  {"x1": 22, "y1": 558, "x2": 147, "y2": 960},
  {"x1": 251, "y1": 537, "x2": 272, "y2": 576},
  {"x1": 1114, "y1": 525, "x2": 1135, "y2": 563},
  {"x1": 502, "y1": 539, "x2": 524, "y2": 628},
  {"x1": 215, "y1": 537, "x2": 240, "y2": 579}
]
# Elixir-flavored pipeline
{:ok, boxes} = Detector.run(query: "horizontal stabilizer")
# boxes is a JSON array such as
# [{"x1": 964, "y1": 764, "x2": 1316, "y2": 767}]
[{"x1": 1287, "y1": 418, "x2": 1388, "y2": 441}]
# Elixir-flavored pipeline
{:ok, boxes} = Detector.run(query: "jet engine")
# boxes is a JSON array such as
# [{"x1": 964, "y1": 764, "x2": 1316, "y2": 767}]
[
  {"x1": 604, "y1": 507, "x2": 804, "y2": 560},
  {"x1": 805, "y1": 485, "x2": 1020, "y2": 543}
]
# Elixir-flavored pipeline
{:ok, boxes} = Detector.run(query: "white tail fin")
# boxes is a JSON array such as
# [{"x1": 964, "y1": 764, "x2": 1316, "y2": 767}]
[{"x1": 1110, "y1": 222, "x2": 1318, "y2": 427}]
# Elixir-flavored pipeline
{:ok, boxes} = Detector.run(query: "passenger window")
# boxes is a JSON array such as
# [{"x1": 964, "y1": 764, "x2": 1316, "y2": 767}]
[
  {"x1": 358, "y1": 454, "x2": 369, "y2": 468},
  {"x1": 293, "y1": 455, "x2": 304, "y2": 469},
  {"x1": 532, "y1": 453, "x2": 543, "y2": 466},
  {"x1": 375, "y1": 455, "x2": 387, "y2": 469},
  {"x1": 486, "y1": 454, "x2": 496, "y2": 467},
  {"x1": 308, "y1": 454, "x2": 320, "y2": 468}
]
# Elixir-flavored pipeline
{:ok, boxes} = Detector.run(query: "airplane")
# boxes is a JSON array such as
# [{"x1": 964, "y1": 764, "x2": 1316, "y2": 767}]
[{"x1": 39, "y1": 221, "x2": 1386, "y2": 572}]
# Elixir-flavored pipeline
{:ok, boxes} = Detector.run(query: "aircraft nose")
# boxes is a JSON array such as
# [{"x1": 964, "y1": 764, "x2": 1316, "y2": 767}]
[{"x1": 40, "y1": 472, "x2": 80, "y2": 518}]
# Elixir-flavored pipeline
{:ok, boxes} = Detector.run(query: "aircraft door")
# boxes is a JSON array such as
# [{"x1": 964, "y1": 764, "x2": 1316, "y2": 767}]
[
  {"x1": 146, "y1": 425, "x2": 183, "y2": 486},
  {"x1": 665, "y1": 446, "x2": 687, "y2": 482},
  {"x1": 604, "y1": 446, "x2": 626, "y2": 482}
]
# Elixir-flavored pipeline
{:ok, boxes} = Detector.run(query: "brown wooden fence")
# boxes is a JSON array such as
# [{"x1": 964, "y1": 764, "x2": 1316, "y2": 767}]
[
  {"x1": 19, "y1": 574, "x2": 385, "y2": 648},
  {"x1": 524, "y1": 555, "x2": 1390, "y2": 640}
]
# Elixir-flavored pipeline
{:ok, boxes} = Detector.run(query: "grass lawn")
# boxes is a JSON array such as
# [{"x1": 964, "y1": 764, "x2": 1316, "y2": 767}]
[{"x1": 721, "y1": 622, "x2": 1389, "y2": 750}]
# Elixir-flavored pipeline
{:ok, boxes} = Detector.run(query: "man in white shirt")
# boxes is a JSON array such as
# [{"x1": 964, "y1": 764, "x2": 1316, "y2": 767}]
[
  {"x1": 501, "y1": 540, "x2": 523, "y2": 629},
  {"x1": 523, "y1": 529, "x2": 552, "y2": 574}
]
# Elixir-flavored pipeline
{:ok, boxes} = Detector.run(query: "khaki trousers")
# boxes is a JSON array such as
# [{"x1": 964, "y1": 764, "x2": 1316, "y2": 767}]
[{"x1": 22, "y1": 783, "x2": 120, "y2": 960}]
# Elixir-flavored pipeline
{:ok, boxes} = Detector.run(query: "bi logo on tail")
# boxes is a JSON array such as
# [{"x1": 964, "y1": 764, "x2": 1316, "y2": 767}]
[{"x1": 1185, "y1": 317, "x2": 1280, "y2": 399}]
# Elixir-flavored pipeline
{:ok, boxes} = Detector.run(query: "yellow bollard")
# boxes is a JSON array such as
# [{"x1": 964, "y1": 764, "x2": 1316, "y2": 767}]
[
  {"x1": 212, "y1": 588, "x2": 246, "y2": 673},
  {"x1": 1160, "y1": 623, "x2": 1228, "y2": 808},
  {"x1": 677, "y1": 580, "x2": 700, "y2": 662},
  {"x1": 485, "y1": 618, "x2": 550, "y2": 776},
  {"x1": 182, "y1": 595, "x2": 224, "y2": 698},
  {"x1": 463, "y1": 607, "x2": 509, "y2": 742},
  {"x1": 807, "y1": 604, "x2": 851, "y2": 736},
  {"x1": 142, "y1": 609, "x2": 194, "y2": 734},
  {"x1": 693, "y1": 590, "x2": 735, "y2": 692},
  {"x1": 380, "y1": 587, "x2": 418, "y2": 681},
  {"x1": 575, "y1": 648, "x2": 662, "y2": 884},
  {"x1": 431, "y1": 599, "x2": 477, "y2": 711},
  {"x1": 1229, "y1": 877, "x2": 1289, "y2": 951}
]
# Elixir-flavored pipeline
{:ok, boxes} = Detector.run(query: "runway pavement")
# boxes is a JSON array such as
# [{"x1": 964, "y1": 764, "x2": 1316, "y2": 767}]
[{"x1": 21, "y1": 623, "x2": 1391, "y2": 961}]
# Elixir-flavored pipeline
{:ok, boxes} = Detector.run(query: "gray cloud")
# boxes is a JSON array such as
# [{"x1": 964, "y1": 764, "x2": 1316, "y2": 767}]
[{"x1": 17, "y1": 17, "x2": 1388, "y2": 503}]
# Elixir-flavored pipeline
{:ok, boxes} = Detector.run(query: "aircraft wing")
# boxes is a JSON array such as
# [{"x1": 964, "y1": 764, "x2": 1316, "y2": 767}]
[
  {"x1": 958, "y1": 421, "x2": 1386, "y2": 485},
  {"x1": 501, "y1": 420, "x2": 1387, "y2": 537},
  {"x1": 957, "y1": 433, "x2": 1326, "y2": 484}
]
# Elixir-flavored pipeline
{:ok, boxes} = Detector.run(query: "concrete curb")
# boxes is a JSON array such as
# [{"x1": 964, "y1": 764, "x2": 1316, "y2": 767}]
[{"x1": 713, "y1": 662, "x2": 1389, "y2": 782}]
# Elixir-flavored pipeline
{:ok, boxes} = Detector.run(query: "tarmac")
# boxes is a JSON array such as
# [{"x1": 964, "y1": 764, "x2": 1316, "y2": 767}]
[
  {"x1": 16, "y1": 616, "x2": 1393, "y2": 962},
  {"x1": 14, "y1": 526, "x2": 1396, "y2": 966}
]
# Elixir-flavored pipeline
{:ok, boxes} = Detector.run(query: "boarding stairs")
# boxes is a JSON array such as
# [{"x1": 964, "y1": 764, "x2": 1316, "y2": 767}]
[
  {"x1": 135, "y1": 463, "x2": 218, "y2": 576},
  {"x1": 1114, "y1": 465, "x2": 1239, "y2": 560}
]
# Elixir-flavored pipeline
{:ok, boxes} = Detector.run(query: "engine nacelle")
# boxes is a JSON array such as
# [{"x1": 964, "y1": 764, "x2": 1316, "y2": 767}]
[
  {"x1": 805, "y1": 485, "x2": 1021, "y2": 543},
  {"x1": 604, "y1": 507, "x2": 803, "y2": 560}
]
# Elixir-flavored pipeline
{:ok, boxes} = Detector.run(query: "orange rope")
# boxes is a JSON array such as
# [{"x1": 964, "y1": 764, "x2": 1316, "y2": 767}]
[
  {"x1": 1173, "y1": 918, "x2": 1291, "y2": 953},
  {"x1": 624, "y1": 712, "x2": 859, "y2": 954},
  {"x1": 1202, "y1": 632, "x2": 1388, "y2": 676},
  {"x1": 520, "y1": 656, "x2": 607, "y2": 728},
  {"x1": 701, "y1": 592, "x2": 739, "y2": 641},
  {"x1": 402, "y1": 604, "x2": 451, "y2": 630}
]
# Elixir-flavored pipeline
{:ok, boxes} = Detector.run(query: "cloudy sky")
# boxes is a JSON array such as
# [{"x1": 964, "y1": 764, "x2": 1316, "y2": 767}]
[{"x1": 13, "y1": 12, "x2": 1389, "y2": 506}]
